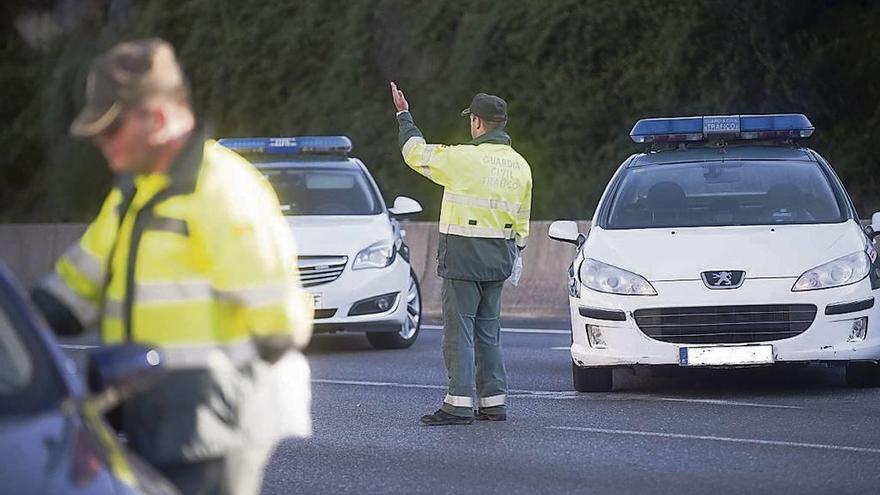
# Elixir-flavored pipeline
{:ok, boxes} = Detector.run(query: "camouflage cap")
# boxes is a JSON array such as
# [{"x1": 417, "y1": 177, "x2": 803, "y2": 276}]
[{"x1": 70, "y1": 38, "x2": 188, "y2": 137}]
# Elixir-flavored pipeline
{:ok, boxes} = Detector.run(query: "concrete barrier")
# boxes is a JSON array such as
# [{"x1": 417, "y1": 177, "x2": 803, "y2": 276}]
[
  {"x1": 2, "y1": 220, "x2": 875, "y2": 324},
  {"x1": 0, "y1": 221, "x2": 586, "y2": 323},
  {"x1": 0, "y1": 224, "x2": 87, "y2": 289},
  {"x1": 402, "y1": 221, "x2": 588, "y2": 322}
]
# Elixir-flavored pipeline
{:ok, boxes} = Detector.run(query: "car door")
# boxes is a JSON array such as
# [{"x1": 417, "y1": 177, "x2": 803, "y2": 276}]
[{"x1": 0, "y1": 263, "x2": 178, "y2": 495}]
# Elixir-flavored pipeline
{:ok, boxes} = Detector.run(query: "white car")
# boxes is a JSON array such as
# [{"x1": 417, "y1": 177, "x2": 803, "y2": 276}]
[
  {"x1": 218, "y1": 136, "x2": 424, "y2": 349},
  {"x1": 549, "y1": 114, "x2": 880, "y2": 391}
]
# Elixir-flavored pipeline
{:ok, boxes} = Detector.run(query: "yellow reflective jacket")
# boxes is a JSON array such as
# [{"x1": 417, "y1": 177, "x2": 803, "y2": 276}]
[
  {"x1": 397, "y1": 111, "x2": 532, "y2": 280},
  {"x1": 41, "y1": 132, "x2": 313, "y2": 367},
  {"x1": 35, "y1": 132, "x2": 313, "y2": 462}
]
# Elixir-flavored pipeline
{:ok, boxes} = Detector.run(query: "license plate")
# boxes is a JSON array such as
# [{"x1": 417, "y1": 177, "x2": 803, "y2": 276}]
[
  {"x1": 679, "y1": 345, "x2": 773, "y2": 367},
  {"x1": 312, "y1": 294, "x2": 322, "y2": 309}
]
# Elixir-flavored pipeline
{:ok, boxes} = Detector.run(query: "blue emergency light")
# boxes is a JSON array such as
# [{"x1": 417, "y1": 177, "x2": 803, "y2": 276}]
[
  {"x1": 629, "y1": 114, "x2": 814, "y2": 144},
  {"x1": 218, "y1": 136, "x2": 353, "y2": 155}
]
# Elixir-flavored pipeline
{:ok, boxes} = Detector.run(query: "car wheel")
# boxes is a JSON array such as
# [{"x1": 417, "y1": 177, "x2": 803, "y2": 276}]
[
  {"x1": 572, "y1": 362, "x2": 613, "y2": 392},
  {"x1": 366, "y1": 269, "x2": 422, "y2": 349},
  {"x1": 845, "y1": 362, "x2": 880, "y2": 387}
]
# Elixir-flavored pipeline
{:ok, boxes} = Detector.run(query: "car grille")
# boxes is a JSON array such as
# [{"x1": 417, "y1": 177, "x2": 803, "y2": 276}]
[
  {"x1": 297, "y1": 256, "x2": 347, "y2": 288},
  {"x1": 633, "y1": 304, "x2": 817, "y2": 344}
]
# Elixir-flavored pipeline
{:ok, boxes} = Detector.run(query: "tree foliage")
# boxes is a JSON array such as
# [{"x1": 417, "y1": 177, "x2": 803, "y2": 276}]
[{"x1": 2, "y1": 0, "x2": 878, "y2": 221}]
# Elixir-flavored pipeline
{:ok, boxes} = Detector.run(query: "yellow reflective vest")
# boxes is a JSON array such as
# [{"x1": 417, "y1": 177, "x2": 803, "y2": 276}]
[
  {"x1": 41, "y1": 133, "x2": 313, "y2": 368},
  {"x1": 398, "y1": 112, "x2": 532, "y2": 280}
]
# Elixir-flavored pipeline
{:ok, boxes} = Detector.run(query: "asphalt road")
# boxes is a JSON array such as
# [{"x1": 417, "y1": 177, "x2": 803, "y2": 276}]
[{"x1": 259, "y1": 322, "x2": 880, "y2": 495}]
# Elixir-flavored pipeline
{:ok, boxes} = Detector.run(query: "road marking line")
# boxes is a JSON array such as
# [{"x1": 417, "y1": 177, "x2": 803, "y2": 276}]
[
  {"x1": 604, "y1": 393, "x2": 801, "y2": 410},
  {"x1": 648, "y1": 396, "x2": 802, "y2": 409},
  {"x1": 603, "y1": 393, "x2": 801, "y2": 410},
  {"x1": 312, "y1": 379, "x2": 447, "y2": 391},
  {"x1": 550, "y1": 346, "x2": 570, "y2": 351},
  {"x1": 311, "y1": 379, "x2": 800, "y2": 408},
  {"x1": 312, "y1": 378, "x2": 575, "y2": 397},
  {"x1": 546, "y1": 426, "x2": 880, "y2": 454},
  {"x1": 59, "y1": 344, "x2": 99, "y2": 350},
  {"x1": 422, "y1": 324, "x2": 569, "y2": 335}
]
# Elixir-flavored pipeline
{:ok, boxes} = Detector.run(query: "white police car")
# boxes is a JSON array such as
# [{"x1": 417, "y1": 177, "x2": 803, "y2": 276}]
[
  {"x1": 549, "y1": 114, "x2": 880, "y2": 391},
  {"x1": 219, "y1": 136, "x2": 424, "y2": 349}
]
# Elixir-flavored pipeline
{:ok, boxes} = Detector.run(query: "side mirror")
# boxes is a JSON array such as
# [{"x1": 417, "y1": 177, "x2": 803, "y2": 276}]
[
  {"x1": 870, "y1": 212, "x2": 880, "y2": 240},
  {"x1": 87, "y1": 344, "x2": 164, "y2": 410},
  {"x1": 549, "y1": 220, "x2": 583, "y2": 245},
  {"x1": 389, "y1": 196, "x2": 423, "y2": 217}
]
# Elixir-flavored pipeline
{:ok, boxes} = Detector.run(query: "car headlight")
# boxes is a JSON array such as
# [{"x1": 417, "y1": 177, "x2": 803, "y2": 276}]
[
  {"x1": 792, "y1": 251, "x2": 871, "y2": 292},
  {"x1": 352, "y1": 240, "x2": 396, "y2": 270},
  {"x1": 579, "y1": 258, "x2": 657, "y2": 296}
]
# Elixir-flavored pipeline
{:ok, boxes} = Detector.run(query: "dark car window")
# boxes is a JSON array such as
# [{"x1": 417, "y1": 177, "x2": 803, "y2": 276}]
[
  {"x1": 262, "y1": 166, "x2": 382, "y2": 216},
  {"x1": 606, "y1": 160, "x2": 846, "y2": 229},
  {"x1": 0, "y1": 312, "x2": 32, "y2": 396},
  {"x1": 0, "y1": 284, "x2": 66, "y2": 418}
]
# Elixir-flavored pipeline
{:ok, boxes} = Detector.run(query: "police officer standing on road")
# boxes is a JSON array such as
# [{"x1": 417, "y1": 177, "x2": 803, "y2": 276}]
[
  {"x1": 390, "y1": 83, "x2": 532, "y2": 425},
  {"x1": 31, "y1": 38, "x2": 313, "y2": 494}
]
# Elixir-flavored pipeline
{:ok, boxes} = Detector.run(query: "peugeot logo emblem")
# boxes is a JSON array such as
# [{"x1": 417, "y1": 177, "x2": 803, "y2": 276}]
[{"x1": 701, "y1": 270, "x2": 745, "y2": 289}]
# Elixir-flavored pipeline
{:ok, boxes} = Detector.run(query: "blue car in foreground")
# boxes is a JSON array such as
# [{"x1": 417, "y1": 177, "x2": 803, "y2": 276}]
[{"x1": 0, "y1": 263, "x2": 177, "y2": 494}]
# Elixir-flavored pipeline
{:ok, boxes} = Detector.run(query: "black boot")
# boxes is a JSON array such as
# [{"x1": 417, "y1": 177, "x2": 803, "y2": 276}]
[
  {"x1": 420, "y1": 409, "x2": 474, "y2": 426},
  {"x1": 475, "y1": 409, "x2": 507, "y2": 421}
]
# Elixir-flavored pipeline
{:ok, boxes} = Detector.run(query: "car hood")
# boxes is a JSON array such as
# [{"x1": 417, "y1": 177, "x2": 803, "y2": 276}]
[
  {"x1": 285, "y1": 215, "x2": 394, "y2": 257},
  {"x1": 585, "y1": 220, "x2": 866, "y2": 281},
  {"x1": 0, "y1": 410, "x2": 116, "y2": 495}
]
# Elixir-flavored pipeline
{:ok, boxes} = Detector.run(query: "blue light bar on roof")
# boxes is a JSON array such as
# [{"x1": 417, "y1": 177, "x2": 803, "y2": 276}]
[
  {"x1": 629, "y1": 114, "x2": 814, "y2": 144},
  {"x1": 218, "y1": 136, "x2": 353, "y2": 155}
]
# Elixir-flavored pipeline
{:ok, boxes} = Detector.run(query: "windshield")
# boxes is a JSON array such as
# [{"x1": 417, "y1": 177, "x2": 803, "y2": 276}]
[
  {"x1": 606, "y1": 160, "x2": 846, "y2": 229},
  {"x1": 0, "y1": 290, "x2": 66, "y2": 418},
  {"x1": 263, "y1": 167, "x2": 382, "y2": 216}
]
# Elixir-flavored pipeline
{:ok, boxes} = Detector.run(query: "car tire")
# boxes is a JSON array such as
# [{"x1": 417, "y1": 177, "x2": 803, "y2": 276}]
[
  {"x1": 572, "y1": 362, "x2": 613, "y2": 392},
  {"x1": 845, "y1": 362, "x2": 880, "y2": 388},
  {"x1": 366, "y1": 269, "x2": 422, "y2": 350}
]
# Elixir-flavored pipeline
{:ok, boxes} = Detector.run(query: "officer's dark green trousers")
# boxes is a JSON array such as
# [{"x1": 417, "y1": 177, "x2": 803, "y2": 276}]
[{"x1": 440, "y1": 278, "x2": 508, "y2": 417}]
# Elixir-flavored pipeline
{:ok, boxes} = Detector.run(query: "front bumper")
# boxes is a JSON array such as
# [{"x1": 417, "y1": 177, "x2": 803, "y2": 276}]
[
  {"x1": 569, "y1": 278, "x2": 880, "y2": 367},
  {"x1": 306, "y1": 256, "x2": 410, "y2": 333}
]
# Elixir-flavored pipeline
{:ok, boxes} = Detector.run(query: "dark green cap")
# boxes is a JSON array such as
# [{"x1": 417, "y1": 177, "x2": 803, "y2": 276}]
[{"x1": 460, "y1": 93, "x2": 508, "y2": 122}]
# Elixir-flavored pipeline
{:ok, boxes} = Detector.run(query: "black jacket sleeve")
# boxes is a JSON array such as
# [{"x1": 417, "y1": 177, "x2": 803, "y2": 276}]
[{"x1": 397, "y1": 111, "x2": 424, "y2": 148}]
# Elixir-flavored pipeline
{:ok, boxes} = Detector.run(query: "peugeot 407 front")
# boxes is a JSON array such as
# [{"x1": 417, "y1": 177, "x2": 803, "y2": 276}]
[{"x1": 550, "y1": 114, "x2": 880, "y2": 392}]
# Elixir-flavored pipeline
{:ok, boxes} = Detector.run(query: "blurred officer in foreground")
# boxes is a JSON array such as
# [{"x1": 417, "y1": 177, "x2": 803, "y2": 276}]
[
  {"x1": 31, "y1": 38, "x2": 313, "y2": 494},
  {"x1": 390, "y1": 82, "x2": 532, "y2": 425}
]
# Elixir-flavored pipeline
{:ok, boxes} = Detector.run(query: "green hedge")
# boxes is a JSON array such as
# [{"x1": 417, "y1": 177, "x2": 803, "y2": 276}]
[{"x1": 2, "y1": 0, "x2": 878, "y2": 221}]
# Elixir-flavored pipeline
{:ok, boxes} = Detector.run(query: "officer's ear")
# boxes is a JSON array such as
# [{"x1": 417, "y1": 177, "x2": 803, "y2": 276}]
[
  {"x1": 471, "y1": 115, "x2": 484, "y2": 132},
  {"x1": 146, "y1": 99, "x2": 192, "y2": 146}
]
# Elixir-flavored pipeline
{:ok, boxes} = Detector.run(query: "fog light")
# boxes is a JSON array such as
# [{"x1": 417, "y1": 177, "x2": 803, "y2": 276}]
[
  {"x1": 847, "y1": 317, "x2": 869, "y2": 342},
  {"x1": 348, "y1": 292, "x2": 400, "y2": 316},
  {"x1": 587, "y1": 325, "x2": 607, "y2": 349}
]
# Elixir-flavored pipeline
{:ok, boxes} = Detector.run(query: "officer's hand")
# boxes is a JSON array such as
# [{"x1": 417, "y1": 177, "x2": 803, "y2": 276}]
[{"x1": 390, "y1": 82, "x2": 409, "y2": 113}]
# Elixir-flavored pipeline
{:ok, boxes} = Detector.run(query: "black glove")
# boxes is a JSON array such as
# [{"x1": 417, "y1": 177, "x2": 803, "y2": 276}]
[
  {"x1": 31, "y1": 287, "x2": 85, "y2": 336},
  {"x1": 253, "y1": 333, "x2": 295, "y2": 364}
]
